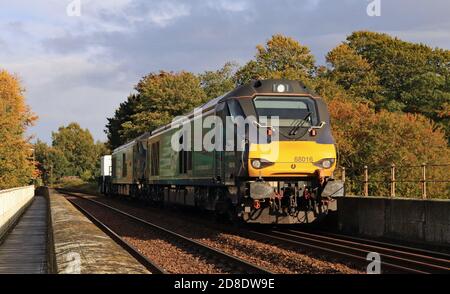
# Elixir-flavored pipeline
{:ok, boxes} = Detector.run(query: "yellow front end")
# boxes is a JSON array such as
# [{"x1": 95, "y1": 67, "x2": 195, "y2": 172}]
[{"x1": 248, "y1": 141, "x2": 337, "y2": 178}]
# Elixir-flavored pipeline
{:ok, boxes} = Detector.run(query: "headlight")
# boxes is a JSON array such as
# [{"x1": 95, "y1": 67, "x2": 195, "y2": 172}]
[
  {"x1": 313, "y1": 158, "x2": 336, "y2": 169},
  {"x1": 276, "y1": 84, "x2": 286, "y2": 93},
  {"x1": 252, "y1": 159, "x2": 262, "y2": 169},
  {"x1": 322, "y1": 160, "x2": 332, "y2": 169},
  {"x1": 273, "y1": 83, "x2": 290, "y2": 93},
  {"x1": 251, "y1": 159, "x2": 275, "y2": 169}
]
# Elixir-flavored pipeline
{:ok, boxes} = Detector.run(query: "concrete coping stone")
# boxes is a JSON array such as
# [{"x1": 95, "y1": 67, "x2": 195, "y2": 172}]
[{"x1": 47, "y1": 188, "x2": 150, "y2": 274}]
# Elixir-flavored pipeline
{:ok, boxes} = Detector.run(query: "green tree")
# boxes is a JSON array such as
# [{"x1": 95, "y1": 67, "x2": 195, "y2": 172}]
[
  {"x1": 325, "y1": 43, "x2": 384, "y2": 107},
  {"x1": 0, "y1": 70, "x2": 37, "y2": 189},
  {"x1": 51, "y1": 123, "x2": 99, "y2": 181},
  {"x1": 34, "y1": 140, "x2": 70, "y2": 185},
  {"x1": 200, "y1": 62, "x2": 238, "y2": 100},
  {"x1": 105, "y1": 94, "x2": 140, "y2": 150},
  {"x1": 35, "y1": 133, "x2": 108, "y2": 184},
  {"x1": 401, "y1": 72, "x2": 450, "y2": 134},
  {"x1": 346, "y1": 31, "x2": 450, "y2": 139},
  {"x1": 235, "y1": 34, "x2": 316, "y2": 85}
]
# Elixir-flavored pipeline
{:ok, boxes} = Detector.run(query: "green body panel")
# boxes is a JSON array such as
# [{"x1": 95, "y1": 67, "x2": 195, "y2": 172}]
[
  {"x1": 192, "y1": 151, "x2": 214, "y2": 179},
  {"x1": 112, "y1": 143, "x2": 134, "y2": 184},
  {"x1": 192, "y1": 113, "x2": 215, "y2": 180},
  {"x1": 159, "y1": 129, "x2": 178, "y2": 178},
  {"x1": 148, "y1": 113, "x2": 221, "y2": 184}
]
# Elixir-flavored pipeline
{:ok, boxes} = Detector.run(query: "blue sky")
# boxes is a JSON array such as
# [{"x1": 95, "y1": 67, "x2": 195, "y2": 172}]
[{"x1": 1, "y1": 0, "x2": 449, "y2": 143}]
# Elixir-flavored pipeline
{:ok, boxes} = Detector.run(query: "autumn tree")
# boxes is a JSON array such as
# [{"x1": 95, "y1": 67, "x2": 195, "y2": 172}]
[
  {"x1": 314, "y1": 79, "x2": 450, "y2": 198},
  {"x1": 0, "y1": 70, "x2": 37, "y2": 190},
  {"x1": 346, "y1": 31, "x2": 450, "y2": 139},
  {"x1": 200, "y1": 62, "x2": 238, "y2": 100},
  {"x1": 235, "y1": 34, "x2": 316, "y2": 85},
  {"x1": 325, "y1": 44, "x2": 384, "y2": 107},
  {"x1": 106, "y1": 71, "x2": 207, "y2": 149}
]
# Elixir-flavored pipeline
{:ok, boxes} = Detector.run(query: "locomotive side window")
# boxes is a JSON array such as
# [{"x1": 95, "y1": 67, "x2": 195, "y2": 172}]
[
  {"x1": 227, "y1": 99, "x2": 245, "y2": 119},
  {"x1": 122, "y1": 153, "x2": 127, "y2": 177},
  {"x1": 151, "y1": 142, "x2": 160, "y2": 176},
  {"x1": 178, "y1": 134, "x2": 191, "y2": 174},
  {"x1": 187, "y1": 148, "x2": 192, "y2": 171},
  {"x1": 179, "y1": 135, "x2": 186, "y2": 174},
  {"x1": 112, "y1": 157, "x2": 116, "y2": 177}
]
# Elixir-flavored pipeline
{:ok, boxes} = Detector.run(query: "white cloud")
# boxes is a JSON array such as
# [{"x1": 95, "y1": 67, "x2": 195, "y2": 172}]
[
  {"x1": 208, "y1": 0, "x2": 249, "y2": 13},
  {"x1": 83, "y1": 0, "x2": 134, "y2": 13},
  {"x1": 146, "y1": 2, "x2": 191, "y2": 27}
]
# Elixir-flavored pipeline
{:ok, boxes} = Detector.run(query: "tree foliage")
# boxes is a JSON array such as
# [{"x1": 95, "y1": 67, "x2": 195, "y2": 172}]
[
  {"x1": 200, "y1": 62, "x2": 238, "y2": 100},
  {"x1": 325, "y1": 44, "x2": 383, "y2": 106},
  {"x1": 0, "y1": 70, "x2": 37, "y2": 190},
  {"x1": 315, "y1": 78, "x2": 450, "y2": 197},
  {"x1": 52, "y1": 123, "x2": 98, "y2": 180},
  {"x1": 106, "y1": 71, "x2": 207, "y2": 149},
  {"x1": 35, "y1": 123, "x2": 108, "y2": 184},
  {"x1": 34, "y1": 139, "x2": 69, "y2": 185},
  {"x1": 344, "y1": 31, "x2": 450, "y2": 139},
  {"x1": 105, "y1": 94, "x2": 140, "y2": 150},
  {"x1": 235, "y1": 34, "x2": 315, "y2": 85}
]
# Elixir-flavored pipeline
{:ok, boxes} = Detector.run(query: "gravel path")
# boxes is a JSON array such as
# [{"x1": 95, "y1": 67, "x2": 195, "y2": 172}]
[{"x1": 67, "y1": 193, "x2": 361, "y2": 274}]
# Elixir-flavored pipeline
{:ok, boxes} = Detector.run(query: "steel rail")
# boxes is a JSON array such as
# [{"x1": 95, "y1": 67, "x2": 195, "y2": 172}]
[
  {"x1": 66, "y1": 197, "x2": 168, "y2": 274},
  {"x1": 247, "y1": 229, "x2": 450, "y2": 274},
  {"x1": 247, "y1": 230, "x2": 428, "y2": 274},
  {"x1": 300, "y1": 230, "x2": 450, "y2": 260},
  {"x1": 282, "y1": 229, "x2": 450, "y2": 271}
]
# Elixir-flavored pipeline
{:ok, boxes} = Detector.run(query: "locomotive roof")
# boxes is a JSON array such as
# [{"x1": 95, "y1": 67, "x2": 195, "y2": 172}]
[
  {"x1": 112, "y1": 132, "x2": 151, "y2": 153},
  {"x1": 221, "y1": 79, "x2": 316, "y2": 100},
  {"x1": 151, "y1": 79, "x2": 317, "y2": 136}
]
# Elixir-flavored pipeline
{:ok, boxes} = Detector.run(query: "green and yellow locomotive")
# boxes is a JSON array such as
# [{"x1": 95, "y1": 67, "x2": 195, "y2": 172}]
[{"x1": 101, "y1": 80, "x2": 342, "y2": 224}]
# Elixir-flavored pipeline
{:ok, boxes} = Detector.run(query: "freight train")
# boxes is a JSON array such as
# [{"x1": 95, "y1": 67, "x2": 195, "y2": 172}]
[{"x1": 99, "y1": 79, "x2": 343, "y2": 224}]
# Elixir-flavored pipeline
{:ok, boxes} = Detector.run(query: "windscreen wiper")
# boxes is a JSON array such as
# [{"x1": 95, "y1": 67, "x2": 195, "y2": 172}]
[{"x1": 289, "y1": 112, "x2": 311, "y2": 136}]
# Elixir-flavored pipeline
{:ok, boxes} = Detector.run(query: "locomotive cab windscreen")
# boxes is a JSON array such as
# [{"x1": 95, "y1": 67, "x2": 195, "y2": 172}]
[{"x1": 253, "y1": 96, "x2": 320, "y2": 139}]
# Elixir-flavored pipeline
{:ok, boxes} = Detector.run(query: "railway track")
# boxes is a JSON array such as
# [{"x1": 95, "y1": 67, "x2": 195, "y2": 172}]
[
  {"x1": 63, "y1": 191, "x2": 274, "y2": 274},
  {"x1": 246, "y1": 228, "x2": 450, "y2": 274},
  {"x1": 60, "y1": 190, "x2": 450, "y2": 274},
  {"x1": 66, "y1": 197, "x2": 167, "y2": 274}
]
